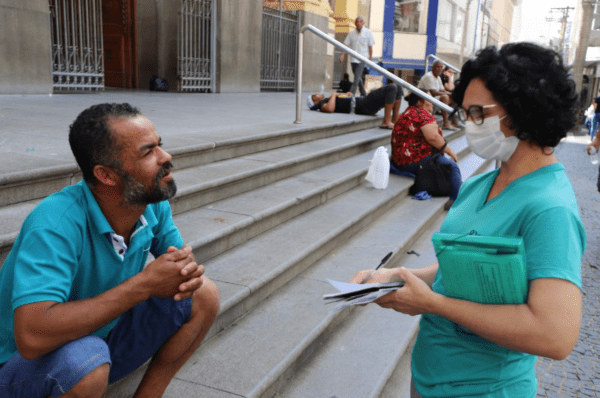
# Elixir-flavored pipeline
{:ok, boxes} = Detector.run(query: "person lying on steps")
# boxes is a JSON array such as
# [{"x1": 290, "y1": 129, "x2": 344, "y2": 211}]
[{"x1": 308, "y1": 82, "x2": 403, "y2": 129}]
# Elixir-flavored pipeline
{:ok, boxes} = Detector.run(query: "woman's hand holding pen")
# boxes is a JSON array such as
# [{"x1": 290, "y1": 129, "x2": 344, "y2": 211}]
[{"x1": 349, "y1": 267, "x2": 438, "y2": 316}]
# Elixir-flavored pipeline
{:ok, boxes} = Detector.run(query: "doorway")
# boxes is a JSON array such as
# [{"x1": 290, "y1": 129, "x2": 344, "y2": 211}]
[{"x1": 102, "y1": 0, "x2": 136, "y2": 88}]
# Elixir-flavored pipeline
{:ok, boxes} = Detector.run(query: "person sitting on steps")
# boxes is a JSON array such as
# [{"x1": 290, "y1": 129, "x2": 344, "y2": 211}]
[
  {"x1": 418, "y1": 61, "x2": 459, "y2": 130},
  {"x1": 0, "y1": 103, "x2": 220, "y2": 398},
  {"x1": 338, "y1": 73, "x2": 353, "y2": 93}
]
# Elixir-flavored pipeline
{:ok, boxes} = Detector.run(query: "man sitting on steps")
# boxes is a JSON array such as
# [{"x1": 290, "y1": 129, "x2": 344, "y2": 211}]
[
  {"x1": 308, "y1": 83, "x2": 403, "y2": 129},
  {"x1": 417, "y1": 60, "x2": 458, "y2": 130},
  {"x1": 0, "y1": 103, "x2": 220, "y2": 398}
]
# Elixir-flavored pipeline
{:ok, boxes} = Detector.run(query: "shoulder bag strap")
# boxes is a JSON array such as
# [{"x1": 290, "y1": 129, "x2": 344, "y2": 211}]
[
  {"x1": 438, "y1": 141, "x2": 447, "y2": 153},
  {"x1": 431, "y1": 141, "x2": 447, "y2": 160}
]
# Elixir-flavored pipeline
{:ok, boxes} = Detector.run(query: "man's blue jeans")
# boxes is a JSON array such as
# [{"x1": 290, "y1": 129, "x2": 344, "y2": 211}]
[
  {"x1": 349, "y1": 62, "x2": 367, "y2": 96},
  {"x1": 591, "y1": 113, "x2": 600, "y2": 140}
]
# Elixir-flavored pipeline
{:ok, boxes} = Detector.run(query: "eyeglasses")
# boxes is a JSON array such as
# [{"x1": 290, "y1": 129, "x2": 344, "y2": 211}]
[{"x1": 451, "y1": 104, "x2": 499, "y2": 125}]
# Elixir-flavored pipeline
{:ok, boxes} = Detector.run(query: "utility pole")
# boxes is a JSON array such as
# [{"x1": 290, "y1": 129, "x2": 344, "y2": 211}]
[
  {"x1": 546, "y1": 6, "x2": 575, "y2": 60},
  {"x1": 572, "y1": 0, "x2": 597, "y2": 102},
  {"x1": 458, "y1": 0, "x2": 473, "y2": 68},
  {"x1": 479, "y1": 0, "x2": 488, "y2": 49}
]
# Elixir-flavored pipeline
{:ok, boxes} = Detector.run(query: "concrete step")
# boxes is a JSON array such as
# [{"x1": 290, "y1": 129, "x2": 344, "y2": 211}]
[
  {"x1": 0, "y1": 127, "x2": 389, "y2": 265},
  {"x1": 106, "y1": 143, "x2": 492, "y2": 397},
  {"x1": 0, "y1": 127, "x2": 468, "y2": 268},
  {"x1": 175, "y1": 152, "x2": 373, "y2": 265},
  {"x1": 161, "y1": 187, "x2": 445, "y2": 398},
  {"x1": 160, "y1": 151, "x2": 490, "y2": 398},
  {"x1": 104, "y1": 174, "x2": 417, "y2": 398},
  {"x1": 173, "y1": 132, "x2": 470, "y2": 266},
  {"x1": 275, "y1": 210, "x2": 447, "y2": 398},
  {"x1": 378, "y1": 216, "x2": 446, "y2": 398},
  {"x1": 232, "y1": 153, "x2": 490, "y2": 398},
  {"x1": 0, "y1": 118, "x2": 381, "y2": 208},
  {"x1": 168, "y1": 128, "x2": 390, "y2": 215}
]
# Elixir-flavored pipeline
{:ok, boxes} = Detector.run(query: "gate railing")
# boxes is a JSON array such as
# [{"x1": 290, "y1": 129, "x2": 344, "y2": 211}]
[
  {"x1": 295, "y1": 24, "x2": 453, "y2": 124},
  {"x1": 49, "y1": 0, "x2": 104, "y2": 92},
  {"x1": 178, "y1": 0, "x2": 216, "y2": 92},
  {"x1": 260, "y1": 6, "x2": 299, "y2": 91}
]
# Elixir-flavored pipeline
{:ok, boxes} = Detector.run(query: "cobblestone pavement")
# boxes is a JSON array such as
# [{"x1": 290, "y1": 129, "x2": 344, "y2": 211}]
[{"x1": 535, "y1": 127, "x2": 600, "y2": 398}]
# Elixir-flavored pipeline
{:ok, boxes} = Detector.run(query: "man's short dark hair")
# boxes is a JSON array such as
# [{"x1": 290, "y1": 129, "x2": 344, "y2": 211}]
[
  {"x1": 69, "y1": 103, "x2": 141, "y2": 185},
  {"x1": 453, "y1": 43, "x2": 577, "y2": 148}
]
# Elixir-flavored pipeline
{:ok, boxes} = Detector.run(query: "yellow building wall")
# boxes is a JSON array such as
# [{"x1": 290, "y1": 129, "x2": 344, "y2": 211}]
[
  {"x1": 489, "y1": 0, "x2": 516, "y2": 46},
  {"x1": 334, "y1": 0, "x2": 371, "y2": 33}
]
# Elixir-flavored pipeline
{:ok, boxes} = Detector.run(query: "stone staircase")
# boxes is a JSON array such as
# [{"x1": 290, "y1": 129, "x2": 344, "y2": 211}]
[{"x1": 0, "y1": 116, "x2": 493, "y2": 398}]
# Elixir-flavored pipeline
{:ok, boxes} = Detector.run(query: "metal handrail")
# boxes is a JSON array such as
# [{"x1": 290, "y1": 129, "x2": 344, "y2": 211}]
[
  {"x1": 425, "y1": 54, "x2": 460, "y2": 74},
  {"x1": 295, "y1": 24, "x2": 453, "y2": 124}
]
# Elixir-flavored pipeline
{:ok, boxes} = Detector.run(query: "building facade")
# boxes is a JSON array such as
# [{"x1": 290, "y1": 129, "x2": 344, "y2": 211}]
[
  {"x1": 330, "y1": 0, "x2": 517, "y2": 86},
  {"x1": 0, "y1": 0, "x2": 334, "y2": 94}
]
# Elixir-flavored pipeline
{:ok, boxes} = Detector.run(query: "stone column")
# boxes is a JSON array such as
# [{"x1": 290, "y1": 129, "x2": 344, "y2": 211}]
[
  {"x1": 0, "y1": 0, "x2": 52, "y2": 94},
  {"x1": 215, "y1": 0, "x2": 263, "y2": 92}
]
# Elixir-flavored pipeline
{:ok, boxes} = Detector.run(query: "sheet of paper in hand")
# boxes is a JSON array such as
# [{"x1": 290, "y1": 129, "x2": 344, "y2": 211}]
[{"x1": 323, "y1": 279, "x2": 405, "y2": 311}]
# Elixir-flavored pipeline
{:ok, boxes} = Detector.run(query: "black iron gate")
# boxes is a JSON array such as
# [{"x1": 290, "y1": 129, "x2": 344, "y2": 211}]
[
  {"x1": 178, "y1": 0, "x2": 216, "y2": 92},
  {"x1": 260, "y1": 6, "x2": 299, "y2": 91},
  {"x1": 49, "y1": 0, "x2": 104, "y2": 92}
]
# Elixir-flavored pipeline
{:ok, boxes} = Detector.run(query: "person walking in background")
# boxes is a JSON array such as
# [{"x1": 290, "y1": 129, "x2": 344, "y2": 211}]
[
  {"x1": 389, "y1": 92, "x2": 461, "y2": 209},
  {"x1": 350, "y1": 42, "x2": 585, "y2": 398},
  {"x1": 586, "y1": 132, "x2": 600, "y2": 192},
  {"x1": 0, "y1": 103, "x2": 220, "y2": 398},
  {"x1": 418, "y1": 61, "x2": 457, "y2": 130},
  {"x1": 590, "y1": 92, "x2": 600, "y2": 140},
  {"x1": 339, "y1": 16, "x2": 375, "y2": 96}
]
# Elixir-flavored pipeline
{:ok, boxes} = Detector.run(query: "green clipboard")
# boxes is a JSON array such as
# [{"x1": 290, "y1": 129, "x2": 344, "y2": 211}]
[{"x1": 432, "y1": 232, "x2": 528, "y2": 304}]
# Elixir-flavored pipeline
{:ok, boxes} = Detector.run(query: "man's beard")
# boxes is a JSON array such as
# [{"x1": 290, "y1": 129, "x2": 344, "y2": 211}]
[{"x1": 118, "y1": 162, "x2": 177, "y2": 206}]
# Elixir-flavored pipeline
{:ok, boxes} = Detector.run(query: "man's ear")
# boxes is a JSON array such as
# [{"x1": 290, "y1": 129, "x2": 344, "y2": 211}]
[{"x1": 93, "y1": 165, "x2": 120, "y2": 187}]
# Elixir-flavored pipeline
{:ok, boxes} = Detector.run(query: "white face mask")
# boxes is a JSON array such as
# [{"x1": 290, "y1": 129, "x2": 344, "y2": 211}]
[{"x1": 464, "y1": 116, "x2": 519, "y2": 162}]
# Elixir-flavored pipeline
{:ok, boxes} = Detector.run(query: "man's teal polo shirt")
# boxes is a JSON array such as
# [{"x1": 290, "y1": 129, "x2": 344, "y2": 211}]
[{"x1": 0, "y1": 181, "x2": 183, "y2": 364}]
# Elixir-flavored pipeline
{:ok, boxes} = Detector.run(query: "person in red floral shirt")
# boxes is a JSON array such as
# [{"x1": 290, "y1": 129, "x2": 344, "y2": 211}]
[{"x1": 390, "y1": 93, "x2": 462, "y2": 207}]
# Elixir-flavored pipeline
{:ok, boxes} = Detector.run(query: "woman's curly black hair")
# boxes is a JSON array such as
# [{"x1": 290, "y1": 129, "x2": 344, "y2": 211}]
[{"x1": 453, "y1": 42, "x2": 578, "y2": 147}]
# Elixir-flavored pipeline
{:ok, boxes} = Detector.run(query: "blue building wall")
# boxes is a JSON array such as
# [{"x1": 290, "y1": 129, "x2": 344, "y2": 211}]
[{"x1": 378, "y1": 0, "x2": 439, "y2": 74}]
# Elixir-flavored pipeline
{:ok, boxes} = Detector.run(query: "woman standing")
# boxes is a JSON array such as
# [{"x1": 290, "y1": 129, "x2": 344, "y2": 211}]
[
  {"x1": 390, "y1": 93, "x2": 461, "y2": 208},
  {"x1": 352, "y1": 42, "x2": 585, "y2": 397}
]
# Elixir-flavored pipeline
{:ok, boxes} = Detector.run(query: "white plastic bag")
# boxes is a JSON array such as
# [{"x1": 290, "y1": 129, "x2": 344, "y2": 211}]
[{"x1": 365, "y1": 146, "x2": 390, "y2": 189}]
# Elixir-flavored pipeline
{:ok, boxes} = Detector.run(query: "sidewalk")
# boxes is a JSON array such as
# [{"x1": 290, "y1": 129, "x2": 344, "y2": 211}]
[
  {"x1": 0, "y1": 90, "x2": 386, "y2": 177},
  {"x1": 536, "y1": 129, "x2": 600, "y2": 398}
]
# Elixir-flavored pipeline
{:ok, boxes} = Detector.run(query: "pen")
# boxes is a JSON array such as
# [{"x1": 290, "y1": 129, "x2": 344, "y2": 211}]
[{"x1": 361, "y1": 251, "x2": 393, "y2": 284}]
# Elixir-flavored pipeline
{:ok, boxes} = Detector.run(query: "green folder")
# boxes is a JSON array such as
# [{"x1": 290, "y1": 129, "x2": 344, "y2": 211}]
[{"x1": 432, "y1": 232, "x2": 528, "y2": 304}]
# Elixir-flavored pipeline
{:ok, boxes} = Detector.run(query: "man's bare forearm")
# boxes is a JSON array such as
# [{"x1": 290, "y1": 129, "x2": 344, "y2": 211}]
[
  {"x1": 14, "y1": 273, "x2": 151, "y2": 359},
  {"x1": 14, "y1": 246, "x2": 203, "y2": 360},
  {"x1": 321, "y1": 93, "x2": 338, "y2": 113}
]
